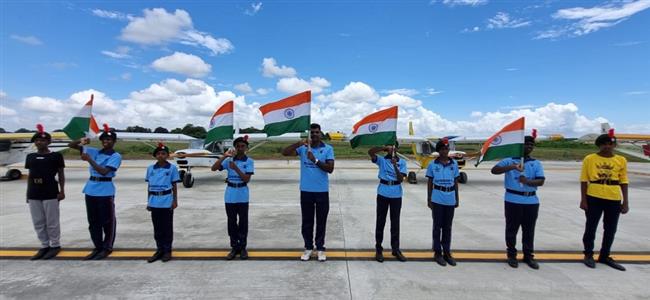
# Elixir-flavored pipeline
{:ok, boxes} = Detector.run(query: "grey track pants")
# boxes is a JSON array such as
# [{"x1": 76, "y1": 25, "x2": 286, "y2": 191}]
[{"x1": 28, "y1": 199, "x2": 60, "y2": 248}]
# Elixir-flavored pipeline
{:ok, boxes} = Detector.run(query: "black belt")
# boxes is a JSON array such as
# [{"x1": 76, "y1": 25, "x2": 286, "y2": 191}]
[
  {"x1": 89, "y1": 176, "x2": 112, "y2": 182},
  {"x1": 590, "y1": 180, "x2": 620, "y2": 185},
  {"x1": 380, "y1": 179, "x2": 401, "y2": 186},
  {"x1": 434, "y1": 184, "x2": 455, "y2": 192},
  {"x1": 506, "y1": 189, "x2": 536, "y2": 197},
  {"x1": 227, "y1": 181, "x2": 247, "y2": 188},
  {"x1": 148, "y1": 189, "x2": 172, "y2": 196}
]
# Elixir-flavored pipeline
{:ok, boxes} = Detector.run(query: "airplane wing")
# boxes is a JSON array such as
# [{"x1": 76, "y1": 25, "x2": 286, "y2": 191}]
[
  {"x1": 115, "y1": 132, "x2": 197, "y2": 142},
  {"x1": 0, "y1": 132, "x2": 69, "y2": 141}
]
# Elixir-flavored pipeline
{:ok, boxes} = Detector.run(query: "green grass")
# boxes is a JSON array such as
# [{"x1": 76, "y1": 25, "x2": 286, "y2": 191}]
[{"x1": 60, "y1": 140, "x2": 648, "y2": 162}]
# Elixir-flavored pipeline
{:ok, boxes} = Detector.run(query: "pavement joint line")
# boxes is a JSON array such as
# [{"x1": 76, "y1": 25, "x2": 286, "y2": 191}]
[{"x1": 2, "y1": 249, "x2": 649, "y2": 263}]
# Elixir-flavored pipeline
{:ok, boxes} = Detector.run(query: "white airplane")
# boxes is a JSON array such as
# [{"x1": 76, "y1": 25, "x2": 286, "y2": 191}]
[{"x1": 0, "y1": 131, "x2": 196, "y2": 181}]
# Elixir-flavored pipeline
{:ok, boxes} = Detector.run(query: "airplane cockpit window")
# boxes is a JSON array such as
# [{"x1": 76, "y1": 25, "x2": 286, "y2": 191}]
[
  {"x1": 203, "y1": 140, "x2": 225, "y2": 154},
  {"x1": 189, "y1": 140, "x2": 205, "y2": 150},
  {"x1": 421, "y1": 142, "x2": 434, "y2": 155},
  {"x1": 0, "y1": 141, "x2": 11, "y2": 152}
]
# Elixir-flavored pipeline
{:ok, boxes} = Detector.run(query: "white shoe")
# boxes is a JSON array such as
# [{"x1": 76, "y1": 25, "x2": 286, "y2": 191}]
[
  {"x1": 301, "y1": 250, "x2": 313, "y2": 261},
  {"x1": 318, "y1": 251, "x2": 326, "y2": 262}
]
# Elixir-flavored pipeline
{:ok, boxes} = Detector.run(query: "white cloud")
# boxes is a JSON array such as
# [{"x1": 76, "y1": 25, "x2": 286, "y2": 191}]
[
  {"x1": 151, "y1": 52, "x2": 212, "y2": 78},
  {"x1": 425, "y1": 88, "x2": 443, "y2": 95},
  {"x1": 487, "y1": 12, "x2": 531, "y2": 29},
  {"x1": 262, "y1": 57, "x2": 297, "y2": 78},
  {"x1": 625, "y1": 90, "x2": 648, "y2": 95},
  {"x1": 121, "y1": 73, "x2": 132, "y2": 80},
  {"x1": 101, "y1": 46, "x2": 132, "y2": 59},
  {"x1": 0, "y1": 105, "x2": 17, "y2": 116},
  {"x1": 256, "y1": 88, "x2": 271, "y2": 95},
  {"x1": 0, "y1": 90, "x2": 6, "y2": 99},
  {"x1": 10, "y1": 35, "x2": 43, "y2": 46},
  {"x1": 277, "y1": 77, "x2": 331, "y2": 94},
  {"x1": 92, "y1": 9, "x2": 132, "y2": 20},
  {"x1": 461, "y1": 26, "x2": 481, "y2": 33},
  {"x1": 245, "y1": 2, "x2": 263, "y2": 16},
  {"x1": 378, "y1": 93, "x2": 422, "y2": 108},
  {"x1": 22, "y1": 97, "x2": 68, "y2": 113},
  {"x1": 537, "y1": 0, "x2": 650, "y2": 39},
  {"x1": 383, "y1": 88, "x2": 419, "y2": 96},
  {"x1": 120, "y1": 8, "x2": 233, "y2": 56},
  {"x1": 234, "y1": 82, "x2": 254, "y2": 94},
  {"x1": 505, "y1": 68, "x2": 519, "y2": 71},
  {"x1": 432, "y1": 0, "x2": 488, "y2": 7}
]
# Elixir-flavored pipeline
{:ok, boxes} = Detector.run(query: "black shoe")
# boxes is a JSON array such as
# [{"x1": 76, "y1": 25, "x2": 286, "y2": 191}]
[
  {"x1": 523, "y1": 257, "x2": 539, "y2": 270},
  {"x1": 434, "y1": 254, "x2": 447, "y2": 266},
  {"x1": 240, "y1": 249, "x2": 249, "y2": 260},
  {"x1": 375, "y1": 250, "x2": 384, "y2": 263},
  {"x1": 598, "y1": 257, "x2": 626, "y2": 271},
  {"x1": 147, "y1": 250, "x2": 163, "y2": 263},
  {"x1": 583, "y1": 255, "x2": 596, "y2": 269},
  {"x1": 392, "y1": 250, "x2": 407, "y2": 262},
  {"x1": 41, "y1": 247, "x2": 61, "y2": 260},
  {"x1": 226, "y1": 248, "x2": 238, "y2": 260},
  {"x1": 92, "y1": 249, "x2": 112, "y2": 260},
  {"x1": 84, "y1": 249, "x2": 101, "y2": 260},
  {"x1": 507, "y1": 257, "x2": 518, "y2": 268},
  {"x1": 161, "y1": 252, "x2": 172, "y2": 262},
  {"x1": 443, "y1": 253, "x2": 457, "y2": 266},
  {"x1": 31, "y1": 247, "x2": 50, "y2": 260}
]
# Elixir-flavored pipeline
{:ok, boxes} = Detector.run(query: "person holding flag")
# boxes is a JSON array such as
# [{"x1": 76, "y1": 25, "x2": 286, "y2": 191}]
[
  {"x1": 68, "y1": 123, "x2": 122, "y2": 260},
  {"x1": 490, "y1": 125, "x2": 545, "y2": 270},
  {"x1": 426, "y1": 138, "x2": 460, "y2": 267},
  {"x1": 282, "y1": 122, "x2": 334, "y2": 261},
  {"x1": 579, "y1": 129, "x2": 629, "y2": 271},
  {"x1": 351, "y1": 106, "x2": 406, "y2": 262}
]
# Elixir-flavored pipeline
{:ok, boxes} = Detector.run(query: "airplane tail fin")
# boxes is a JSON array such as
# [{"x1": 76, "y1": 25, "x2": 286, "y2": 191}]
[
  {"x1": 601, "y1": 123, "x2": 611, "y2": 134},
  {"x1": 409, "y1": 121, "x2": 415, "y2": 136},
  {"x1": 408, "y1": 121, "x2": 421, "y2": 160}
]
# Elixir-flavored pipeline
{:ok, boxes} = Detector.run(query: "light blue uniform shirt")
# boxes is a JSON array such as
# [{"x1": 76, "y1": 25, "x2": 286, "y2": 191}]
[
  {"x1": 218, "y1": 156, "x2": 254, "y2": 203},
  {"x1": 296, "y1": 143, "x2": 334, "y2": 193},
  {"x1": 426, "y1": 159, "x2": 459, "y2": 206},
  {"x1": 145, "y1": 162, "x2": 181, "y2": 208},
  {"x1": 373, "y1": 155, "x2": 408, "y2": 199},
  {"x1": 82, "y1": 146, "x2": 122, "y2": 197},
  {"x1": 495, "y1": 157, "x2": 545, "y2": 204}
]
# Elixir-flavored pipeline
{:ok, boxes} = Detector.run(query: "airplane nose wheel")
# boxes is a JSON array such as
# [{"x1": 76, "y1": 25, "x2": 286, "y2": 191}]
[
  {"x1": 5, "y1": 169, "x2": 22, "y2": 181},
  {"x1": 179, "y1": 170, "x2": 186, "y2": 181},
  {"x1": 407, "y1": 171, "x2": 417, "y2": 184},
  {"x1": 182, "y1": 172, "x2": 194, "y2": 188},
  {"x1": 459, "y1": 172, "x2": 468, "y2": 184}
]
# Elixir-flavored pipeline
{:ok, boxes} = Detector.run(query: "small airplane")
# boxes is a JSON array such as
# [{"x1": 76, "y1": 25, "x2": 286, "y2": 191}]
[
  {"x1": 579, "y1": 123, "x2": 650, "y2": 160},
  {"x1": 0, "y1": 130, "x2": 197, "y2": 181}
]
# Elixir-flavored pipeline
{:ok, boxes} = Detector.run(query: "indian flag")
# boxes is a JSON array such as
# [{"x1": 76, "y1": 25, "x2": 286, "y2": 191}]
[
  {"x1": 475, "y1": 117, "x2": 525, "y2": 166},
  {"x1": 259, "y1": 91, "x2": 311, "y2": 137},
  {"x1": 205, "y1": 100, "x2": 234, "y2": 144},
  {"x1": 350, "y1": 106, "x2": 398, "y2": 148},
  {"x1": 63, "y1": 94, "x2": 100, "y2": 140}
]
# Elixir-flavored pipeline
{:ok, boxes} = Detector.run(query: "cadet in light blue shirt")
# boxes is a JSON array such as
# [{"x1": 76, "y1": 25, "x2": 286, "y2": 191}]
[
  {"x1": 212, "y1": 137, "x2": 255, "y2": 260},
  {"x1": 368, "y1": 143, "x2": 408, "y2": 263},
  {"x1": 491, "y1": 135, "x2": 545, "y2": 270},
  {"x1": 426, "y1": 139, "x2": 460, "y2": 267},
  {"x1": 145, "y1": 143, "x2": 180, "y2": 263},
  {"x1": 68, "y1": 125, "x2": 121, "y2": 260},
  {"x1": 282, "y1": 123, "x2": 335, "y2": 262}
]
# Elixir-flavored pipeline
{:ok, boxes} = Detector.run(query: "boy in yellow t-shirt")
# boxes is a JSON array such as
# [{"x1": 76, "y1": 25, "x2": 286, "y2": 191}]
[{"x1": 579, "y1": 132, "x2": 629, "y2": 271}]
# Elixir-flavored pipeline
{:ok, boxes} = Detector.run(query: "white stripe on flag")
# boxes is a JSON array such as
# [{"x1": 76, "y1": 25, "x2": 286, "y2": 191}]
[
  {"x1": 262, "y1": 102, "x2": 310, "y2": 124},
  {"x1": 489, "y1": 130, "x2": 524, "y2": 147},
  {"x1": 210, "y1": 112, "x2": 233, "y2": 129},
  {"x1": 351, "y1": 118, "x2": 397, "y2": 136}
]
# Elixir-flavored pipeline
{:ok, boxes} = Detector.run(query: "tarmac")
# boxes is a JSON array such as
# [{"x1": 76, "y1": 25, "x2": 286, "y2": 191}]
[{"x1": 1, "y1": 159, "x2": 649, "y2": 299}]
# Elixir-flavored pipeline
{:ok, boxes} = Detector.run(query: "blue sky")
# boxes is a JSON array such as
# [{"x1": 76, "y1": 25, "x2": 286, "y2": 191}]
[{"x1": 1, "y1": 0, "x2": 649, "y2": 137}]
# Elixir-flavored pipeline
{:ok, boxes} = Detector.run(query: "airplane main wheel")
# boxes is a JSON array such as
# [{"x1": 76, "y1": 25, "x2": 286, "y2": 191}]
[
  {"x1": 407, "y1": 171, "x2": 417, "y2": 184},
  {"x1": 459, "y1": 172, "x2": 468, "y2": 184},
  {"x1": 179, "y1": 170, "x2": 186, "y2": 181},
  {"x1": 6, "y1": 169, "x2": 22, "y2": 180},
  {"x1": 182, "y1": 173, "x2": 194, "y2": 188}
]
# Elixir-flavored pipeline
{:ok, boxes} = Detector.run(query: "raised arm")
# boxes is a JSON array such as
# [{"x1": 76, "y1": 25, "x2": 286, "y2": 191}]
[{"x1": 282, "y1": 140, "x2": 305, "y2": 157}]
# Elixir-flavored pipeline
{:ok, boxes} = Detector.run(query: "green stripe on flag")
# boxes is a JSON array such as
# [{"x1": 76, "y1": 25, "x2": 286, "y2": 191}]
[
  {"x1": 263, "y1": 115, "x2": 310, "y2": 137},
  {"x1": 350, "y1": 132, "x2": 396, "y2": 148},
  {"x1": 205, "y1": 125, "x2": 233, "y2": 144},
  {"x1": 62, "y1": 117, "x2": 90, "y2": 140},
  {"x1": 481, "y1": 143, "x2": 524, "y2": 162}
]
